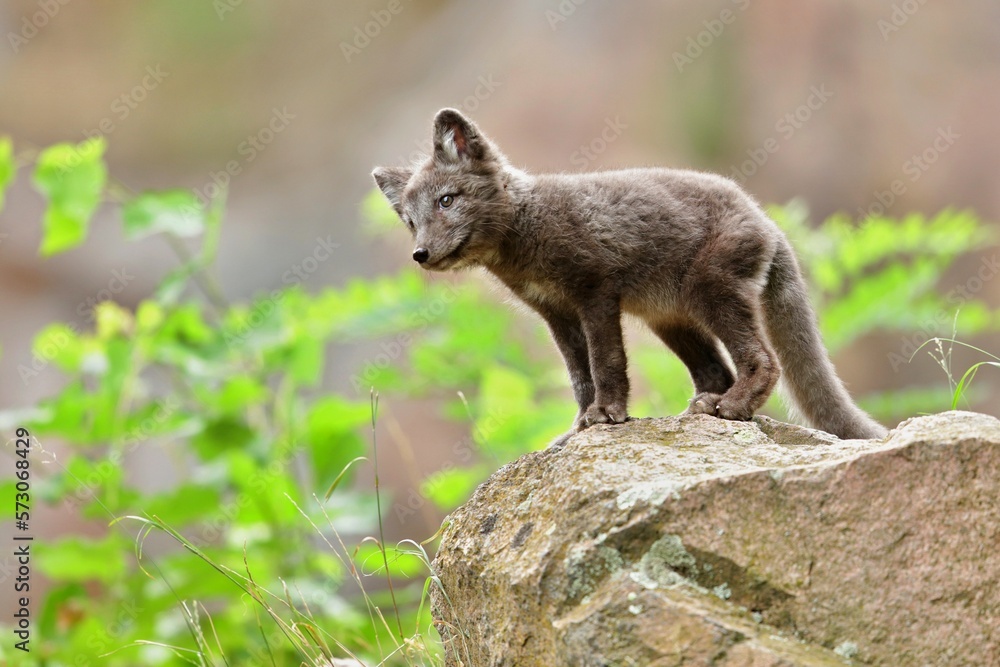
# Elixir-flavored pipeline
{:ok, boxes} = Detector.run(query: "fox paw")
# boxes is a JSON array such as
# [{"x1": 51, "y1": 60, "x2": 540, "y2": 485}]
[
  {"x1": 688, "y1": 393, "x2": 754, "y2": 421},
  {"x1": 574, "y1": 403, "x2": 629, "y2": 430},
  {"x1": 688, "y1": 392, "x2": 723, "y2": 416}
]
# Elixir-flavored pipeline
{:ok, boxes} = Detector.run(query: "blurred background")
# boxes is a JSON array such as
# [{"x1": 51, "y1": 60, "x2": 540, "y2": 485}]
[
  {"x1": 3, "y1": 0, "x2": 999, "y2": 399},
  {"x1": 1, "y1": 0, "x2": 999, "y2": 661}
]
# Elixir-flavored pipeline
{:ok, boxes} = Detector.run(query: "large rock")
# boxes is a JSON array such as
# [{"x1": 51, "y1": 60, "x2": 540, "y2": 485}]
[{"x1": 431, "y1": 411, "x2": 1000, "y2": 666}]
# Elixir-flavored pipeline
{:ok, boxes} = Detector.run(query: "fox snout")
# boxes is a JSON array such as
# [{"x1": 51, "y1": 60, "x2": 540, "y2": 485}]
[
  {"x1": 410, "y1": 243, "x2": 450, "y2": 270},
  {"x1": 409, "y1": 235, "x2": 467, "y2": 271}
]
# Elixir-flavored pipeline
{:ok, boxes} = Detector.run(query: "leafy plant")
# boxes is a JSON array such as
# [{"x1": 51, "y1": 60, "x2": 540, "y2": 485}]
[{"x1": 0, "y1": 139, "x2": 449, "y2": 666}]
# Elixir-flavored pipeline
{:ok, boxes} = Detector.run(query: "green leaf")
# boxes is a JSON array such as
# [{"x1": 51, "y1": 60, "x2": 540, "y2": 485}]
[
  {"x1": 86, "y1": 338, "x2": 134, "y2": 443},
  {"x1": 35, "y1": 535, "x2": 127, "y2": 583},
  {"x1": 145, "y1": 483, "x2": 222, "y2": 526},
  {"x1": 48, "y1": 454, "x2": 140, "y2": 517},
  {"x1": 39, "y1": 207, "x2": 89, "y2": 257},
  {"x1": 289, "y1": 336, "x2": 324, "y2": 386},
  {"x1": 224, "y1": 294, "x2": 286, "y2": 352},
  {"x1": 135, "y1": 300, "x2": 165, "y2": 333},
  {"x1": 0, "y1": 136, "x2": 15, "y2": 214},
  {"x1": 33, "y1": 137, "x2": 107, "y2": 256},
  {"x1": 821, "y1": 259, "x2": 943, "y2": 350},
  {"x1": 191, "y1": 417, "x2": 255, "y2": 459},
  {"x1": 408, "y1": 295, "x2": 526, "y2": 390},
  {"x1": 63, "y1": 454, "x2": 124, "y2": 501},
  {"x1": 66, "y1": 616, "x2": 119, "y2": 662},
  {"x1": 305, "y1": 396, "x2": 369, "y2": 484},
  {"x1": 23, "y1": 382, "x2": 90, "y2": 441},
  {"x1": 227, "y1": 450, "x2": 302, "y2": 527},
  {"x1": 214, "y1": 375, "x2": 268, "y2": 413},
  {"x1": 31, "y1": 323, "x2": 84, "y2": 374},
  {"x1": 160, "y1": 303, "x2": 214, "y2": 346},
  {"x1": 122, "y1": 189, "x2": 204, "y2": 239},
  {"x1": 94, "y1": 300, "x2": 133, "y2": 340}
]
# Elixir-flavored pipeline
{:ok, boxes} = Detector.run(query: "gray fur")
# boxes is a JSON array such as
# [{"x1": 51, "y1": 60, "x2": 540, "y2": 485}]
[{"x1": 372, "y1": 109, "x2": 887, "y2": 440}]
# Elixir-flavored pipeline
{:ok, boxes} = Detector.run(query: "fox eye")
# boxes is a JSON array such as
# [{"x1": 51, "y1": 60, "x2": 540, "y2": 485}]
[{"x1": 437, "y1": 194, "x2": 456, "y2": 209}]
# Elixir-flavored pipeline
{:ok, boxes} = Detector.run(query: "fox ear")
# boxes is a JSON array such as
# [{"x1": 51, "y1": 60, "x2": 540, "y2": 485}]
[
  {"x1": 433, "y1": 108, "x2": 490, "y2": 163},
  {"x1": 371, "y1": 166, "x2": 412, "y2": 215}
]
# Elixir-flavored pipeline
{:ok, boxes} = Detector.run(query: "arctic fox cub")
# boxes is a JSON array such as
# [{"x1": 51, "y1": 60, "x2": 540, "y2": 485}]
[{"x1": 372, "y1": 109, "x2": 886, "y2": 440}]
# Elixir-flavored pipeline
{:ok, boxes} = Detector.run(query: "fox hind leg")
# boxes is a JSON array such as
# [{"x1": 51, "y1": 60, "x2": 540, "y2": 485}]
[
  {"x1": 652, "y1": 321, "x2": 736, "y2": 408},
  {"x1": 690, "y1": 289, "x2": 779, "y2": 421}
]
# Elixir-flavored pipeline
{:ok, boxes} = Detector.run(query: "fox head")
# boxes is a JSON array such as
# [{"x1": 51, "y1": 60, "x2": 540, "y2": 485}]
[{"x1": 372, "y1": 109, "x2": 515, "y2": 271}]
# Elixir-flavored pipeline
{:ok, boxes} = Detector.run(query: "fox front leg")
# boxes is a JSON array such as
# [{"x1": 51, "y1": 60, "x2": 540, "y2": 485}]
[
  {"x1": 538, "y1": 308, "x2": 595, "y2": 428},
  {"x1": 576, "y1": 294, "x2": 630, "y2": 429}
]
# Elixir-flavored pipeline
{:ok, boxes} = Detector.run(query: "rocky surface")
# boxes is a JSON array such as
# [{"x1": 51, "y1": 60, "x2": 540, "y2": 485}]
[{"x1": 430, "y1": 411, "x2": 1000, "y2": 666}]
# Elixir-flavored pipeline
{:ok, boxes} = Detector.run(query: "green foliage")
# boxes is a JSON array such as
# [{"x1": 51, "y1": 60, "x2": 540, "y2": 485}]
[
  {"x1": 772, "y1": 203, "x2": 997, "y2": 351},
  {"x1": 122, "y1": 189, "x2": 206, "y2": 239},
  {"x1": 0, "y1": 136, "x2": 15, "y2": 214},
  {"x1": 32, "y1": 138, "x2": 108, "y2": 255},
  {"x1": 3, "y1": 143, "x2": 446, "y2": 666},
  {"x1": 2, "y1": 135, "x2": 998, "y2": 667},
  {"x1": 35, "y1": 535, "x2": 129, "y2": 583}
]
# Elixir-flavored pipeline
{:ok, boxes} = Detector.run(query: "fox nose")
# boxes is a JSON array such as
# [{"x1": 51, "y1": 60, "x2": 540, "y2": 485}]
[{"x1": 412, "y1": 247, "x2": 430, "y2": 264}]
